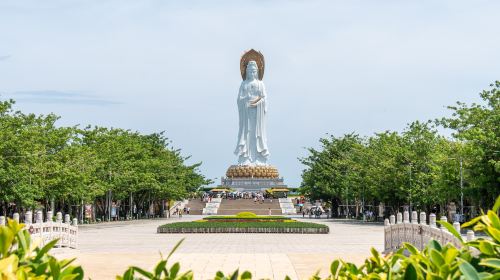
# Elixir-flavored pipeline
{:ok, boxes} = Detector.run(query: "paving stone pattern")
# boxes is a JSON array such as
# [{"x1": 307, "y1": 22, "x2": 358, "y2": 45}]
[{"x1": 53, "y1": 216, "x2": 384, "y2": 280}]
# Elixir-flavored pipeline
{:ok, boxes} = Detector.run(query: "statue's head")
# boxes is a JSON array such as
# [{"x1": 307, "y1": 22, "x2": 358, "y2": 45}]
[{"x1": 246, "y1": 61, "x2": 259, "y2": 80}]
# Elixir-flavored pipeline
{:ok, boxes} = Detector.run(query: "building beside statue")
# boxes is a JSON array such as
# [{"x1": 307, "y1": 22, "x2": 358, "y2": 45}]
[{"x1": 218, "y1": 49, "x2": 289, "y2": 193}]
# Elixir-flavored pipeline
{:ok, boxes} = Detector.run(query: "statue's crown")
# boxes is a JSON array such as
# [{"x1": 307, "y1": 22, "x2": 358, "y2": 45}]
[
  {"x1": 246, "y1": 61, "x2": 258, "y2": 69},
  {"x1": 240, "y1": 49, "x2": 265, "y2": 80}
]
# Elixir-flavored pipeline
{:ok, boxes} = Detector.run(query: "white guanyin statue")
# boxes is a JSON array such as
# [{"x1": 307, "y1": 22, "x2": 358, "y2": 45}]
[{"x1": 234, "y1": 50, "x2": 269, "y2": 166}]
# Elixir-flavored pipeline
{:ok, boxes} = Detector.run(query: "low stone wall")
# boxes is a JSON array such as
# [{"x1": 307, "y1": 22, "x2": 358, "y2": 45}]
[
  {"x1": 0, "y1": 210, "x2": 78, "y2": 249},
  {"x1": 157, "y1": 227, "x2": 329, "y2": 234},
  {"x1": 384, "y1": 211, "x2": 475, "y2": 253}
]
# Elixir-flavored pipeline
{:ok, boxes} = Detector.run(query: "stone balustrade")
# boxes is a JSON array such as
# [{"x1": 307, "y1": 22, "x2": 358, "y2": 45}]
[
  {"x1": 384, "y1": 210, "x2": 474, "y2": 253},
  {"x1": 202, "y1": 199, "x2": 221, "y2": 215},
  {"x1": 278, "y1": 198, "x2": 297, "y2": 214},
  {"x1": 0, "y1": 211, "x2": 78, "y2": 249},
  {"x1": 169, "y1": 200, "x2": 189, "y2": 216}
]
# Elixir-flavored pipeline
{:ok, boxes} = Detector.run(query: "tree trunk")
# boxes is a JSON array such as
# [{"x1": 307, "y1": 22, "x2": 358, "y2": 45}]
[
  {"x1": 331, "y1": 197, "x2": 340, "y2": 218},
  {"x1": 80, "y1": 200, "x2": 84, "y2": 224}
]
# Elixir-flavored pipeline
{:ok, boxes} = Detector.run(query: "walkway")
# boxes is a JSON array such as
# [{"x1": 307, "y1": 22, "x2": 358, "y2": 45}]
[{"x1": 53, "y1": 216, "x2": 384, "y2": 279}]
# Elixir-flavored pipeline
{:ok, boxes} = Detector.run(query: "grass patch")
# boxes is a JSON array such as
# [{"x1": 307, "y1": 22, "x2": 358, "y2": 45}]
[
  {"x1": 159, "y1": 221, "x2": 327, "y2": 229},
  {"x1": 158, "y1": 213, "x2": 329, "y2": 233},
  {"x1": 157, "y1": 220, "x2": 329, "y2": 233}
]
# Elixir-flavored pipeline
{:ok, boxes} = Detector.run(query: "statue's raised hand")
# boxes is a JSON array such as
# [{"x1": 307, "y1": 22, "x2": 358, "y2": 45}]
[{"x1": 249, "y1": 96, "x2": 261, "y2": 107}]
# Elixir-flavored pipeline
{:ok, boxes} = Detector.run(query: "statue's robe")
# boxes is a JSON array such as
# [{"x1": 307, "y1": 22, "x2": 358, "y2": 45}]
[{"x1": 234, "y1": 79, "x2": 269, "y2": 165}]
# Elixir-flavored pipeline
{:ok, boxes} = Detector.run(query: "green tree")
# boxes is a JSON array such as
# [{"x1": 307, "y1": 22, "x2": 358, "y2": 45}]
[
  {"x1": 440, "y1": 81, "x2": 500, "y2": 209},
  {"x1": 300, "y1": 133, "x2": 365, "y2": 217}
]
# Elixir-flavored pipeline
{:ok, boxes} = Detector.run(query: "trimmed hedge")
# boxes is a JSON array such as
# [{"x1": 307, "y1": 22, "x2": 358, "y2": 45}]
[
  {"x1": 235, "y1": 211, "x2": 258, "y2": 218},
  {"x1": 157, "y1": 221, "x2": 329, "y2": 234}
]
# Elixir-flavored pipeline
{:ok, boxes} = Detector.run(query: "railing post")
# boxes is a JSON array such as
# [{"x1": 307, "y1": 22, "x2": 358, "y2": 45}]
[
  {"x1": 47, "y1": 211, "x2": 53, "y2": 222},
  {"x1": 440, "y1": 216, "x2": 448, "y2": 231},
  {"x1": 72, "y1": 218, "x2": 78, "y2": 249},
  {"x1": 419, "y1": 212, "x2": 427, "y2": 225},
  {"x1": 411, "y1": 211, "x2": 418, "y2": 224},
  {"x1": 390, "y1": 215, "x2": 395, "y2": 225},
  {"x1": 418, "y1": 212, "x2": 427, "y2": 250},
  {"x1": 403, "y1": 211, "x2": 409, "y2": 223},
  {"x1": 429, "y1": 213, "x2": 437, "y2": 228},
  {"x1": 36, "y1": 211, "x2": 43, "y2": 223},
  {"x1": 25, "y1": 211, "x2": 32, "y2": 224},
  {"x1": 56, "y1": 212, "x2": 63, "y2": 223},
  {"x1": 0, "y1": 216, "x2": 5, "y2": 226},
  {"x1": 64, "y1": 214, "x2": 71, "y2": 224},
  {"x1": 397, "y1": 212, "x2": 403, "y2": 224},
  {"x1": 453, "y1": 221, "x2": 461, "y2": 234},
  {"x1": 439, "y1": 216, "x2": 449, "y2": 245},
  {"x1": 466, "y1": 230, "x2": 475, "y2": 241},
  {"x1": 13, "y1": 213, "x2": 20, "y2": 223},
  {"x1": 384, "y1": 218, "x2": 390, "y2": 252}
]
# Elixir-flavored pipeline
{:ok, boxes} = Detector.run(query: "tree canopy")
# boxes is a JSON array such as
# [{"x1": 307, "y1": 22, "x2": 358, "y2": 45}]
[
  {"x1": 0, "y1": 99, "x2": 210, "y2": 220},
  {"x1": 300, "y1": 82, "x2": 500, "y2": 218}
]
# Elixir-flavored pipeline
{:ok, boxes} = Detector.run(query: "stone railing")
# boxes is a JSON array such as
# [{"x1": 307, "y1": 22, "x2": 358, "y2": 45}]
[
  {"x1": 279, "y1": 198, "x2": 297, "y2": 215},
  {"x1": 202, "y1": 198, "x2": 221, "y2": 215},
  {"x1": 169, "y1": 200, "x2": 188, "y2": 216},
  {"x1": 0, "y1": 210, "x2": 78, "y2": 249},
  {"x1": 384, "y1": 211, "x2": 475, "y2": 253}
]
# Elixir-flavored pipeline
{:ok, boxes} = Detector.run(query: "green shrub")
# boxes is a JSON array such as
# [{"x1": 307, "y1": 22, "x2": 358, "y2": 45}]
[
  {"x1": 0, "y1": 219, "x2": 84, "y2": 279},
  {"x1": 322, "y1": 196, "x2": 500, "y2": 279},
  {"x1": 235, "y1": 212, "x2": 257, "y2": 218}
]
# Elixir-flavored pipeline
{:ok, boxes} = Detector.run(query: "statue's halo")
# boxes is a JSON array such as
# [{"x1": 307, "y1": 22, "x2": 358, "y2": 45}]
[{"x1": 240, "y1": 49, "x2": 265, "y2": 80}]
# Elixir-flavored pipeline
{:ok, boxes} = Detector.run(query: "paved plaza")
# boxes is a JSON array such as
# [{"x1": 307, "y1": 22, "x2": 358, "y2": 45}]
[{"x1": 55, "y1": 216, "x2": 384, "y2": 279}]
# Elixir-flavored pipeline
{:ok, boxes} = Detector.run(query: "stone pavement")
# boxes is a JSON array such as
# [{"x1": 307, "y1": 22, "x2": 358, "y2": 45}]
[{"x1": 53, "y1": 216, "x2": 384, "y2": 279}]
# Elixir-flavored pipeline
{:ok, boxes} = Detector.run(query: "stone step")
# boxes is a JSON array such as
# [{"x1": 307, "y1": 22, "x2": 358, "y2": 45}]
[
  {"x1": 186, "y1": 199, "x2": 206, "y2": 215},
  {"x1": 217, "y1": 198, "x2": 282, "y2": 215},
  {"x1": 216, "y1": 209, "x2": 281, "y2": 215}
]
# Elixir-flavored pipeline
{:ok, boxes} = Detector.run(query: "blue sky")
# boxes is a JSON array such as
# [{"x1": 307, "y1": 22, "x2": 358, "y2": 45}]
[{"x1": 1, "y1": 0, "x2": 499, "y2": 186}]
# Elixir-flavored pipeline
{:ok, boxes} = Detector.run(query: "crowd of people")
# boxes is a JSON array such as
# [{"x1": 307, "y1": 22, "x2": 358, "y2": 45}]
[
  {"x1": 201, "y1": 191, "x2": 274, "y2": 202},
  {"x1": 200, "y1": 191, "x2": 332, "y2": 218},
  {"x1": 172, "y1": 206, "x2": 191, "y2": 217}
]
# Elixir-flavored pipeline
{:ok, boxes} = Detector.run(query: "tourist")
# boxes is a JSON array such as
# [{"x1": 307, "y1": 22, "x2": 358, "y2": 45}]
[
  {"x1": 187, "y1": 207, "x2": 190, "y2": 214},
  {"x1": 268, "y1": 208, "x2": 272, "y2": 215}
]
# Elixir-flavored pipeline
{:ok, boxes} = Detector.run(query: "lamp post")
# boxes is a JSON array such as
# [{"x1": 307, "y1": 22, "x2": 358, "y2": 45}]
[
  {"x1": 448, "y1": 157, "x2": 464, "y2": 216},
  {"x1": 459, "y1": 158, "x2": 463, "y2": 216},
  {"x1": 346, "y1": 185, "x2": 349, "y2": 219},
  {"x1": 407, "y1": 162, "x2": 412, "y2": 213}
]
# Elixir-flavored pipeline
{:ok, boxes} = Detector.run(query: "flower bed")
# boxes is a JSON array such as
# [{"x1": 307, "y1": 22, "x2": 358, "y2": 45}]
[
  {"x1": 158, "y1": 211, "x2": 328, "y2": 233},
  {"x1": 200, "y1": 212, "x2": 292, "y2": 222},
  {"x1": 204, "y1": 215, "x2": 290, "y2": 220},
  {"x1": 203, "y1": 216, "x2": 291, "y2": 222},
  {"x1": 157, "y1": 221, "x2": 329, "y2": 234}
]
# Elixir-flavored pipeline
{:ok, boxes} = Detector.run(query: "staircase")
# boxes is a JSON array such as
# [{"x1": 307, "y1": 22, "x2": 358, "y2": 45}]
[
  {"x1": 217, "y1": 199, "x2": 281, "y2": 215},
  {"x1": 185, "y1": 199, "x2": 206, "y2": 215}
]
